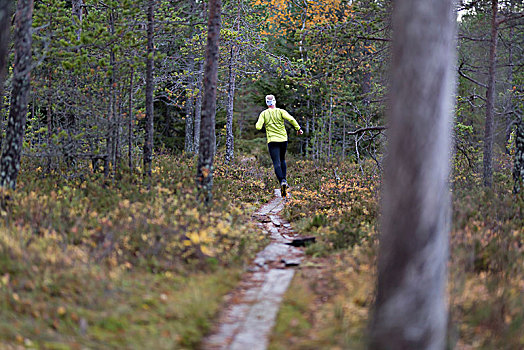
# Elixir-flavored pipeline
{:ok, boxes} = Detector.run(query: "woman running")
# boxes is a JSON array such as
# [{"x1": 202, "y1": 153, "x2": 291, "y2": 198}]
[{"x1": 256, "y1": 94, "x2": 303, "y2": 197}]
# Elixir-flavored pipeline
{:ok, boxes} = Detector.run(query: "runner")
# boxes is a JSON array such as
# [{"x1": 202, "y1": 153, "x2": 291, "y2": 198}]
[{"x1": 256, "y1": 94, "x2": 303, "y2": 198}]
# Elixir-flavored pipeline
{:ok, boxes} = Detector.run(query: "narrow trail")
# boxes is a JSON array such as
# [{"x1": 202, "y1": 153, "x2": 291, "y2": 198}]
[{"x1": 203, "y1": 189, "x2": 310, "y2": 350}]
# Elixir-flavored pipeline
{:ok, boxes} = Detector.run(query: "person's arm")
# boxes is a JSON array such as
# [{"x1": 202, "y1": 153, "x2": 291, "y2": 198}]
[
  {"x1": 255, "y1": 111, "x2": 265, "y2": 130},
  {"x1": 281, "y1": 109, "x2": 301, "y2": 131}
]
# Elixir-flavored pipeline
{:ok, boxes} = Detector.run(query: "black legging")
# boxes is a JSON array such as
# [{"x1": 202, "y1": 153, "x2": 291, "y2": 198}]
[{"x1": 268, "y1": 141, "x2": 287, "y2": 183}]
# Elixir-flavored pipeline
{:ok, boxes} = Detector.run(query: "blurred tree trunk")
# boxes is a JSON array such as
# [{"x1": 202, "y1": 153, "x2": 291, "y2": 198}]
[
  {"x1": 144, "y1": 0, "x2": 155, "y2": 180},
  {"x1": 0, "y1": 0, "x2": 34, "y2": 189},
  {"x1": 196, "y1": 0, "x2": 221, "y2": 204},
  {"x1": 482, "y1": 0, "x2": 498, "y2": 188},
  {"x1": 369, "y1": 0, "x2": 456, "y2": 348}
]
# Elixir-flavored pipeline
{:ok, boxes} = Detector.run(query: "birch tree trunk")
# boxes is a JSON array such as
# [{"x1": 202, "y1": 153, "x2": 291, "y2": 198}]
[
  {"x1": 196, "y1": 0, "x2": 221, "y2": 204},
  {"x1": 482, "y1": 0, "x2": 498, "y2": 188},
  {"x1": 369, "y1": 0, "x2": 456, "y2": 348},
  {"x1": 0, "y1": 0, "x2": 34, "y2": 189},
  {"x1": 143, "y1": 0, "x2": 155, "y2": 180}
]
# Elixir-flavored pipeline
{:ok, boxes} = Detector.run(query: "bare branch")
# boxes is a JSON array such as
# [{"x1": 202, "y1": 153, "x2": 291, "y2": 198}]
[
  {"x1": 347, "y1": 125, "x2": 386, "y2": 135},
  {"x1": 458, "y1": 62, "x2": 487, "y2": 88}
]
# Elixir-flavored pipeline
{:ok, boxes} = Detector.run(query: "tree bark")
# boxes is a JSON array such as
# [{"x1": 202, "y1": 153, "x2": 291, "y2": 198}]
[
  {"x1": 0, "y1": 0, "x2": 10, "y2": 100},
  {"x1": 196, "y1": 0, "x2": 221, "y2": 204},
  {"x1": 369, "y1": 0, "x2": 456, "y2": 348},
  {"x1": 0, "y1": 0, "x2": 11, "y2": 149},
  {"x1": 143, "y1": 0, "x2": 155, "y2": 180},
  {"x1": 482, "y1": 0, "x2": 499, "y2": 188},
  {"x1": 225, "y1": 44, "x2": 238, "y2": 163},
  {"x1": 0, "y1": 0, "x2": 34, "y2": 189}
]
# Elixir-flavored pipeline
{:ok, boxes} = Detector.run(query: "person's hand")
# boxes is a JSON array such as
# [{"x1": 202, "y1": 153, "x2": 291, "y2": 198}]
[{"x1": 297, "y1": 129, "x2": 304, "y2": 135}]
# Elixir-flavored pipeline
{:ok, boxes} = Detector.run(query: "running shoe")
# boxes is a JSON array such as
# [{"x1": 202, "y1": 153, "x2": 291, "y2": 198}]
[{"x1": 281, "y1": 179, "x2": 288, "y2": 198}]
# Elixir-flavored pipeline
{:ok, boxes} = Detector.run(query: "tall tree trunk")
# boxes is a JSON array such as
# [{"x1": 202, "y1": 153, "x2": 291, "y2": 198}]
[
  {"x1": 194, "y1": 62, "x2": 203, "y2": 155},
  {"x1": 482, "y1": 0, "x2": 499, "y2": 188},
  {"x1": 196, "y1": 0, "x2": 221, "y2": 204},
  {"x1": 0, "y1": 0, "x2": 34, "y2": 189},
  {"x1": 369, "y1": 0, "x2": 456, "y2": 348},
  {"x1": 143, "y1": 0, "x2": 155, "y2": 180},
  {"x1": 225, "y1": 44, "x2": 238, "y2": 163}
]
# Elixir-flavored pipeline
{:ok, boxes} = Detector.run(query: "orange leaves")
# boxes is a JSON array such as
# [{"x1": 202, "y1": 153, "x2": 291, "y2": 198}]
[{"x1": 259, "y1": 0, "x2": 353, "y2": 38}]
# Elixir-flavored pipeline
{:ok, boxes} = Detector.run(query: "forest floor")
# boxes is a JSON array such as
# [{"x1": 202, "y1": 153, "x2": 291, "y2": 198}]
[{"x1": 0, "y1": 152, "x2": 522, "y2": 349}]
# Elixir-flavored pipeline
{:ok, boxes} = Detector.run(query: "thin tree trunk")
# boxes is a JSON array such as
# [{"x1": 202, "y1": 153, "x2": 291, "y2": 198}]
[
  {"x1": 513, "y1": 117, "x2": 523, "y2": 194},
  {"x1": 184, "y1": 55, "x2": 195, "y2": 154},
  {"x1": 0, "y1": 0, "x2": 34, "y2": 189},
  {"x1": 328, "y1": 96, "x2": 333, "y2": 162},
  {"x1": 72, "y1": 0, "x2": 82, "y2": 41},
  {"x1": 225, "y1": 44, "x2": 238, "y2": 163},
  {"x1": 342, "y1": 114, "x2": 346, "y2": 159},
  {"x1": 369, "y1": 0, "x2": 456, "y2": 348},
  {"x1": 114, "y1": 84, "x2": 121, "y2": 173},
  {"x1": 128, "y1": 66, "x2": 134, "y2": 171},
  {"x1": 194, "y1": 62, "x2": 203, "y2": 155},
  {"x1": 504, "y1": 0, "x2": 515, "y2": 154},
  {"x1": 143, "y1": 0, "x2": 155, "y2": 180},
  {"x1": 482, "y1": 0, "x2": 499, "y2": 188},
  {"x1": 196, "y1": 0, "x2": 221, "y2": 204},
  {"x1": 46, "y1": 68, "x2": 53, "y2": 172}
]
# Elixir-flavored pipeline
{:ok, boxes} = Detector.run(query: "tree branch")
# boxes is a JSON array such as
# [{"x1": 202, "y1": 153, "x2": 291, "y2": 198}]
[
  {"x1": 347, "y1": 125, "x2": 386, "y2": 135},
  {"x1": 458, "y1": 62, "x2": 487, "y2": 88}
]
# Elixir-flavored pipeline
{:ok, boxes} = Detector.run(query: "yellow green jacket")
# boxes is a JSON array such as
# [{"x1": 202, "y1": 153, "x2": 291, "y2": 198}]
[{"x1": 256, "y1": 107, "x2": 301, "y2": 143}]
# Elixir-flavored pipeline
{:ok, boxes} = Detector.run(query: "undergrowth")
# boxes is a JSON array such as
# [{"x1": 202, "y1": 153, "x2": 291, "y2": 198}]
[
  {"x1": 273, "y1": 155, "x2": 523, "y2": 349},
  {"x1": 0, "y1": 152, "x2": 273, "y2": 349}
]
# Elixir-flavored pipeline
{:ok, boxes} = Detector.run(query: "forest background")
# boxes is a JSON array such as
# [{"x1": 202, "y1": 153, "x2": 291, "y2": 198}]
[{"x1": 0, "y1": 0, "x2": 522, "y2": 349}]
